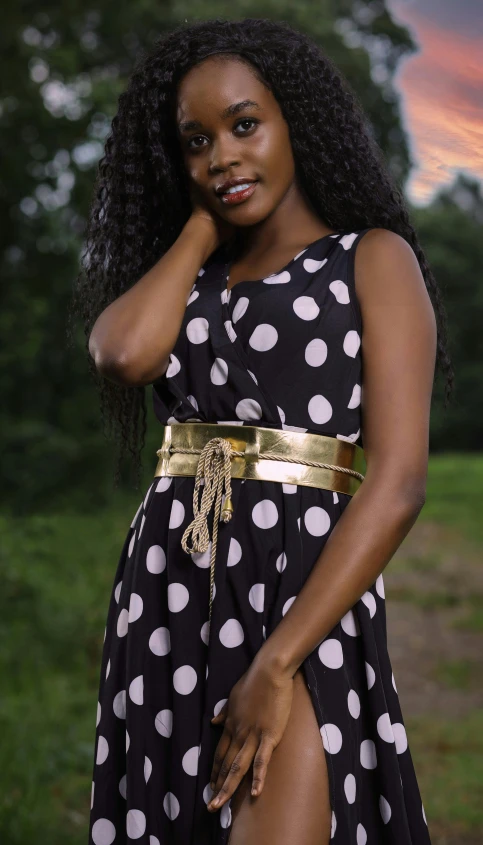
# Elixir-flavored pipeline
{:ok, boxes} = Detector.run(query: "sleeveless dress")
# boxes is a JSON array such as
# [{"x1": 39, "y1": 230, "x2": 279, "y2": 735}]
[{"x1": 88, "y1": 229, "x2": 432, "y2": 845}]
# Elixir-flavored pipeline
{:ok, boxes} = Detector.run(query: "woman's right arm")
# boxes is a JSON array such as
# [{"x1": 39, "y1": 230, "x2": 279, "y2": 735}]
[{"x1": 88, "y1": 216, "x2": 220, "y2": 387}]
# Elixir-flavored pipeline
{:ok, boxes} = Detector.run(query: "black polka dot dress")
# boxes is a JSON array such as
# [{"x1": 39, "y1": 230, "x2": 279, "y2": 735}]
[{"x1": 88, "y1": 230, "x2": 432, "y2": 844}]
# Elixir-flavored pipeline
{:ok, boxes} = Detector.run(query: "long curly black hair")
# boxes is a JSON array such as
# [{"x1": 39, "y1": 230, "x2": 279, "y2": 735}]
[{"x1": 68, "y1": 17, "x2": 454, "y2": 490}]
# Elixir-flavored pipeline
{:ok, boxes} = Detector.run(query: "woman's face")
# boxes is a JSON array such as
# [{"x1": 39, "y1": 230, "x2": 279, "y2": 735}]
[{"x1": 176, "y1": 56, "x2": 297, "y2": 226}]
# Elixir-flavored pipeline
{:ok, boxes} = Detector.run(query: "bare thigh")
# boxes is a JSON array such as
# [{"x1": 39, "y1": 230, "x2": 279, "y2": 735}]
[{"x1": 227, "y1": 667, "x2": 332, "y2": 845}]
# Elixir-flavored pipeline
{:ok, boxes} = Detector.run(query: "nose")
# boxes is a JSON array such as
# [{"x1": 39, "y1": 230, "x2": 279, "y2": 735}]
[{"x1": 209, "y1": 135, "x2": 241, "y2": 173}]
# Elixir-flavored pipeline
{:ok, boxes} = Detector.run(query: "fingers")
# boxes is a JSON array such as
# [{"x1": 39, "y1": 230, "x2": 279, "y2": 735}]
[
  {"x1": 250, "y1": 734, "x2": 274, "y2": 796},
  {"x1": 208, "y1": 733, "x2": 274, "y2": 812},
  {"x1": 208, "y1": 734, "x2": 256, "y2": 811}
]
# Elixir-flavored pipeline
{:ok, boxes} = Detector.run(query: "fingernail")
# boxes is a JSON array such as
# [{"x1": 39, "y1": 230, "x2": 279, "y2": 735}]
[
  {"x1": 251, "y1": 787, "x2": 257, "y2": 796},
  {"x1": 210, "y1": 781, "x2": 215, "y2": 790},
  {"x1": 211, "y1": 797, "x2": 220, "y2": 807}
]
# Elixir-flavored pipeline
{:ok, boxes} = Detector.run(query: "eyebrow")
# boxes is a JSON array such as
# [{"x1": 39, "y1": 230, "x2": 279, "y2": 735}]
[{"x1": 178, "y1": 99, "x2": 262, "y2": 133}]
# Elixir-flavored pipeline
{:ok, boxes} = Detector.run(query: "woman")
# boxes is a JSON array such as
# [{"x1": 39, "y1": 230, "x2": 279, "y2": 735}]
[{"x1": 74, "y1": 17, "x2": 452, "y2": 845}]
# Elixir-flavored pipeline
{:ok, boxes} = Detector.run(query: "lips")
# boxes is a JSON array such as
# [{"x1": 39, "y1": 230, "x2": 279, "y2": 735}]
[{"x1": 216, "y1": 178, "x2": 257, "y2": 195}]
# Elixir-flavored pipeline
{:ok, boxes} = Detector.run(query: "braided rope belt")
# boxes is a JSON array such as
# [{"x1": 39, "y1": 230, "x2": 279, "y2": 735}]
[{"x1": 155, "y1": 428, "x2": 365, "y2": 628}]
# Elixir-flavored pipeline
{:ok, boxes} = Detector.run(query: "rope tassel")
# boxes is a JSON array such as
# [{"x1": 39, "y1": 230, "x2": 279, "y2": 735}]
[{"x1": 181, "y1": 438, "x2": 235, "y2": 625}]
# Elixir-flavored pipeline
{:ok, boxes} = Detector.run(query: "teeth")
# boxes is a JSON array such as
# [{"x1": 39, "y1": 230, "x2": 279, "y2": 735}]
[{"x1": 224, "y1": 182, "x2": 253, "y2": 195}]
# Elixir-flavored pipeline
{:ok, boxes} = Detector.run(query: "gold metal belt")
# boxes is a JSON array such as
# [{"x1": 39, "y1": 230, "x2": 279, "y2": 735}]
[{"x1": 154, "y1": 422, "x2": 366, "y2": 628}]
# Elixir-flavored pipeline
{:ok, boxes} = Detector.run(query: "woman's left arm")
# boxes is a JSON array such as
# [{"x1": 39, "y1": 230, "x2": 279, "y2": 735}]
[{"x1": 208, "y1": 228, "x2": 438, "y2": 810}]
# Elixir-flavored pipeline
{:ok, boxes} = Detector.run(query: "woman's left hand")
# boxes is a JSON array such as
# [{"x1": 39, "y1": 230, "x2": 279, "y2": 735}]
[{"x1": 207, "y1": 655, "x2": 294, "y2": 811}]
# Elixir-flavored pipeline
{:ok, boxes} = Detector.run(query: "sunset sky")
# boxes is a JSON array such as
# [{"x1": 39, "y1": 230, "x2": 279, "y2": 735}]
[{"x1": 387, "y1": 0, "x2": 483, "y2": 205}]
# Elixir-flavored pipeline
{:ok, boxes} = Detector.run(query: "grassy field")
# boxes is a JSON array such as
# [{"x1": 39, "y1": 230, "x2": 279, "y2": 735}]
[{"x1": 1, "y1": 454, "x2": 482, "y2": 844}]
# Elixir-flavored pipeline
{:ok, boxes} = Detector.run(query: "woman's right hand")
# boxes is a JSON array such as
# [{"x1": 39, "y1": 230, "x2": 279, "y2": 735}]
[{"x1": 189, "y1": 182, "x2": 237, "y2": 253}]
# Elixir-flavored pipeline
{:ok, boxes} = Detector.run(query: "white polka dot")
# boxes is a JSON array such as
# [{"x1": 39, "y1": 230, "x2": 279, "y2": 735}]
[
  {"x1": 348, "y1": 689, "x2": 361, "y2": 719},
  {"x1": 303, "y1": 257, "x2": 328, "y2": 273},
  {"x1": 173, "y1": 665, "x2": 197, "y2": 695},
  {"x1": 182, "y1": 745, "x2": 200, "y2": 776},
  {"x1": 200, "y1": 621, "x2": 210, "y2": 645},
  {"x1": 276, "y1": 551, "x2": 287, "y2": 572},
  {"x1": 393, "y1": 722, "x2": 408, "y2": 753},
  {"x1": 168, "y1": 582, "x2": 189, "y2": 612},
  {"x1": 348, "y1": 383, "x2": 361, "y2": 408},
  {"x1": 422, "y1": 801, "x2": 427, "y2": 824},
  {"x1": 333, "y1": 491, "x2": 339, "y2": 503},
  {"x1": 392, "y1": 671, "x2": 398, "y2": 693},
  {"x1": 138, "y1": 514, "x2": 146, "y2": 537},
  {"x1": 341, "y1": 608, "x2": 361, "y2": 636},
  {"x1": 127, "y1": 808, "x2": 146, "y2": 839},
  {"x1": 232, "y1": 297, "x2": 249, "y2": 322},
  {"x1": 282, "y1": 596, "x2": 297, "y2": 616},
  {"x1": 224, "y1": 319, "x2": 237, "y2": 342},
  {"x1": 305, "y1": 337, "x2": 328, "y2": 367},
  {"x1": 150, "y1": 837, "x2": 161, "y2": 845},
  {"x1": 146, "y1": 544, "x2": 166, "y2": 574},
  {"x1": 304, "y1": 505, "x2": 331, "y2": 536},
  {"x1": 96, "y1": 701, "x2": 101, "y2": 727},
  {"x1": 155, "y1": 476, "x2": 172, "y2": 493},
  {"x1": 360, "y1": 739, "x2": 377, "y2": 769},
  {"x1": 339, "y1": 232, "x2": 358, "y2": 250},
  {"x1": 220, "y1": 801, "x2": 232, "y2": 828},
  {"x1": 130, "y1": 501, "x2": 143, "y2": 528},
  {"x1": 149, "y1": 626, "x2": 171, "y2": 656},
  {"x1": 144, "y1": 756, "x2": 152, "y2": 783},
  {"x1": 227, "y1": 537, "x2": 242, "y2": 566},
  {"x1": 329, "y1": 279, "x2": 350, "y2": 304},
  {"x1": 163, "y1": 791, "x2": 180, "y2": 820},
  {"x1": 91, "y1": 780, "x2": 95, "y2": 809},
  {"x1": 248, "y1": 583, "x2": 265, "y2": 612},
  {"x1": 361, "y1": 591, "x2": 377, "y2": 618},
  {"x1": 356, "y1": 822, "x2": 367, "y2": 845},
  {"x1": 128, "y1": 593, "x2": 143, "y2": 623},
  {"x1": 264, "y1": 269, "x2": 292, "y2": 284},
  {"x1": 344, "y1": 773, "x2": 356, "y2": 803},
  {"x1": 129, "y1": 675, "x2": 143, "y2": 705},
  {"x1": 249, "y1": 323, "x2": 278, "y2": 351},
  {"x1": 92, "y1": 818, "x2": 116, "y2": 845},
  {"x1": 114, "y1": 581, "x2": 122, "y2": 603},
  {"x1": 293, "y1": 295, "x2": 320, "y2": 320},
  {"x1": 126, "y1": 730, "x2": 130, "y2": 752},
  {"x1": 343, "y1": 330, "x2": 361, "y2": 357},
  {"x1": 187, "y1": 394, "x2": 199, "y2": 412},
  {"x1": 337, "y1": 429, "x2": 361, "y2": 444},
  {"x1": 155, "y1": 709, "x2": 173, "y2": 737},
  {"x1": 166, "y1": 353, "x2": 181, "y2": 377},
  {"x1": 214, "y1": 698, "x2": 228, "y2": 717},
  {"x1": 308, "y1": 394, "x2": 333, "y2": 424},
  {"x1": 169, "y1": 500, "x2": 185, "y2": 529},
  {"x1": 191, "y1": 541, "x2": 212, "y2": 569},
  {"x1": 330, "y1": 810, "x2": 337, "y2": 839},
  {"x1": 247, "y1": 368, "x2": 258, "y2": 384},
  {"x1": 252, "y1": 499, "x2": 278, "y2": 529},
  {"x1": 236, "y1": 398, "x2": 262, "y2": 420},
  {"x1": 375, "y1": 573, "x2": 385, "y2": 598},
  {"x1": 96, "y1": 736, "x2": 109, "y2": 765},
  {"x1": 377, "y1": 712, "x2": 395, "y2": 743},
  {"x1": 282, "y1": 482, "x2": 297, "y2": 494},
  {"x1": 143, "y1": 482, "x2": 153, "y2": 510},
  {"x1": 186, "y1": 316, "x2": 209, "y2": 344},
  {"x1": 379, "y1": 794, "x2": 392, "y2": 824},
  {"x1": 113, "y1": 690, "x2": 126, "y2": 719},
  {"x1": 321, "y1": 723, "x2": 343, "y2": 754},
  {"x1": 318, "y1": 638, "x2": 344, "y2": 669},
  {"x1": 128, "y1": 532, "x2": 136, "y2": 557},
  {"x1": 211, "y1": 358, "x2": 228, "y2": 385},
  {"x1": 219, "y1": 618, "x2": 244, "y2": 648},
  {"x1": 366, "y1": 661, "x2": 376, "y2": 689}
]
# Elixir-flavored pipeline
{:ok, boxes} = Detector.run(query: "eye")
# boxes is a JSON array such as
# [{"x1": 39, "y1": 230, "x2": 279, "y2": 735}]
[{"x1": 187, "y1": 117, "x2": 259, "y2": 150}]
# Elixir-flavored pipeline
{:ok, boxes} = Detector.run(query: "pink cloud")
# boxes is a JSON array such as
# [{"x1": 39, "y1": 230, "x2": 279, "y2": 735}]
[{"x1": 388, "y1": 2, "x2": 483, "y2": 203}]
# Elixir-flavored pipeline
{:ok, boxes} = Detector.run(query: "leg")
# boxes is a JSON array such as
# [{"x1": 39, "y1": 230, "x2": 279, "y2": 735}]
[{"x1": 227, "y1": 667, "x2": 332, "y2": 845}]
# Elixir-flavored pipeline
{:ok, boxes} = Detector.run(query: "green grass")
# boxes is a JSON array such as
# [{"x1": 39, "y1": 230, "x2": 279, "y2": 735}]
[
  {"x1": 1, "y1": 453, "x2": 483, "y2": 842},
  {"x1": 408, "y1": 710, "x2": 483, "y2": 834},
  {"x1": 423, "y1": 452, "x2": 483, "y2": 546}
]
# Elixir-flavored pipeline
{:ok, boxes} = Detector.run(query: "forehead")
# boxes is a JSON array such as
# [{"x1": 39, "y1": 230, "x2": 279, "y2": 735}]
[{"x1": 176, "y1": 57, "x2": 268, "y2": 126}]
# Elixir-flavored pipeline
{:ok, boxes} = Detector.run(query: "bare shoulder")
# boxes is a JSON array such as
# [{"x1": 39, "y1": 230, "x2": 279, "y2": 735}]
[{"x1": 354, "y1": 227, "x2": 429, "y2": 308}]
